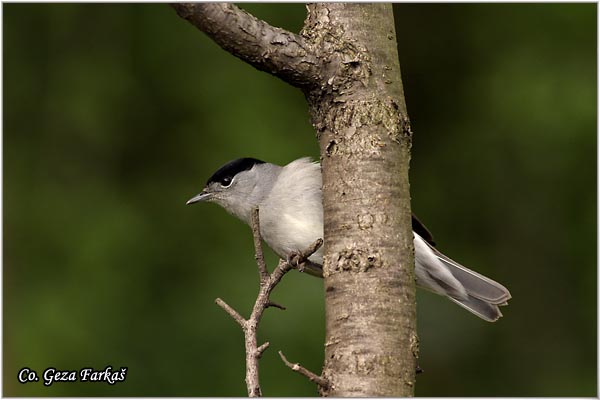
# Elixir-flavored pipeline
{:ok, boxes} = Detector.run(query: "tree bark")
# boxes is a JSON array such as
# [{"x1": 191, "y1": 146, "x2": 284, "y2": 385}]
[
  {"x1": 301, "y1": 4, "x2": 417, "y2": 396},
  {"x1": 172, "y1": 3, "x2": 417, "y2": 396}
]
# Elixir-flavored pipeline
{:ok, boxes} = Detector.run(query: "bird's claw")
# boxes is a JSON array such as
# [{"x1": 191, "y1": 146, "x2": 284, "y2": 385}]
[{"x1": 286, "y1": 252, "x2": 305, "y2": 272}]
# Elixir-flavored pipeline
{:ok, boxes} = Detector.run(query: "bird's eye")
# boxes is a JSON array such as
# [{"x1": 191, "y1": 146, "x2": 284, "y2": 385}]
[{"x1": 220, "y1": 177, "x2": 233, "y2": 187}]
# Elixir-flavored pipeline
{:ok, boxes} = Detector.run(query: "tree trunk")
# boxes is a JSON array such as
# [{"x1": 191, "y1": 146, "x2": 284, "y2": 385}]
[
  {"x1": 301, "y1": 4, "x2": 417, "y2": 396},
  {"x1": 172, "y1": 3, "x2": 417, "y2": 396}
]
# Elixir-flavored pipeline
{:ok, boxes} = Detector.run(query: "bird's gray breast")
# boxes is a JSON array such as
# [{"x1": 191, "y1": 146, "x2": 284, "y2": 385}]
[
  {"x1": 258, "y1": 195, "x2": 324, "y2": 264},
  {"x1": 258, "y1": 159, "x2": 324, "y2": 264}
]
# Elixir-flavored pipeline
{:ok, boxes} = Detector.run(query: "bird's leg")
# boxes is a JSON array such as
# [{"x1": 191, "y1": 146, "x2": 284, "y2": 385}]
[
  {"x1": 286, "y1": 251, "x2": 305, "y2": 272},
  {"x1": 286, "y1": 239, "x2": 323, "y2": 275}
]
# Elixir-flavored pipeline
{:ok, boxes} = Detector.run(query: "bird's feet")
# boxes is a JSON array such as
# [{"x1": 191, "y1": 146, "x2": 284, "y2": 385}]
[{"x1": 286, "y1": 251, "x2": 305, "y2": 272}]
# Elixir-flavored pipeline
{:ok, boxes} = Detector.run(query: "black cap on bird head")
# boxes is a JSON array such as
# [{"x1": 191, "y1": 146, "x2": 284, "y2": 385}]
[
  {"x1": 187, "y1": 157, "x2": 265, "y2": 205},
  {"x1": 206, "y1": 157, "x2": 265, "y2": 186}
]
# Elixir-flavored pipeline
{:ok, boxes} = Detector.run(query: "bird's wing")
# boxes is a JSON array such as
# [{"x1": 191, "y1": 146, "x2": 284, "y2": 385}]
[{"x1": 411, "y1": 213, "x2": 436, "y2": 246}]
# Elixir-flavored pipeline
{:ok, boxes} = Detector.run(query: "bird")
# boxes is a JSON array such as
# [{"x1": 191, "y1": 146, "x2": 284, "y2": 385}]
[{"x1": 187, "y1": 157, "x2": 511, "y2": 322}]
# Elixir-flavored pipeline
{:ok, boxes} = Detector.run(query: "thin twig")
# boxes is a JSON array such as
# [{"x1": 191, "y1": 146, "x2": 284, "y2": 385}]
[
  {"x1": 266, "y1": 301, "x2": 286, "y2": 310},
  {"x1": 251, "y1": 207, "x2": 269, "y2": 282},
  {"x1": 256, "y1": 342, "x2": 270, "y2": 358},
  {"x1": 299, "y1": 238, "x2": 324, "y2": 260},
  {"x1": 213, "y1": 206, "x2": 323, "y2": 397},
  {"x1": 287, "y1": 238, "x2": 324, "y2": 274},
  {"x1": 278, "y1": 351, "x2": 330, "y2": 389},
  {"x1": 215, "y1": 298, "x2": 245, "y2": 328}
]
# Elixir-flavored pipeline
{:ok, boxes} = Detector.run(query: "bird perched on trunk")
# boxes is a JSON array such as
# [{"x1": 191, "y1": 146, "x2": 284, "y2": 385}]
[{"x1": 187, "y1": 157, "x2": 511, "y2": 322}]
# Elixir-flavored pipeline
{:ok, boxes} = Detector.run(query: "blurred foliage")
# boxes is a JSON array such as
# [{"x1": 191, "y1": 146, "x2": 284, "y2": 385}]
[{"x1": 3, "y1": 3, "x2": 596, "y2": 397}]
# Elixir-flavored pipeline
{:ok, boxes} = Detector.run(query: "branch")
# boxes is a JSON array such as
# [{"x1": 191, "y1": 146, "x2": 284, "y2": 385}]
[
  {"x1": 288, "y1": 238, "x2": 324, "y2": 273},
  {"x1": 171, "y1": 3, "x2": 321, "y2": 89},
  {"x1": 215, "y1": 298, "x2": 245, "y2": 328},
  {"x1": 250, "y1": 208, "x2": 268, "y2": 282},
  {"x1": 279, "y1": 351, "x2": 330, "y2": 389},
  {"x1": 266, "y1": 301, "x2": 286, "y2": 310},
  {"x1": 214, "y1": 207, "x2": 323, "y2": 396}
]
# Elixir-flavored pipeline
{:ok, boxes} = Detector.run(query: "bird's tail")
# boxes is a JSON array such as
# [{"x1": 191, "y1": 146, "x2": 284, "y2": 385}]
[
  {"x1": 432, "y1": 246, "x2": 511, "y2": 322},
  {"x1": 447, "y1": 293, "x2": 506, "y2": 322}
]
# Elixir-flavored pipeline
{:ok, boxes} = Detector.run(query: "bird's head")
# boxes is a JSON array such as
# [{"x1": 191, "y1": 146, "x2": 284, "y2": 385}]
[{"x1": 187, "y1": 157, "x2": 270, "y2": 223}]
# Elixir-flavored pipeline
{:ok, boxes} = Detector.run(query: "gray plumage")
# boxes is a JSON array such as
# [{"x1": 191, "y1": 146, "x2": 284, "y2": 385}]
[{"x1": 188, "y1": 157, "x2": 511, "y2": 322}]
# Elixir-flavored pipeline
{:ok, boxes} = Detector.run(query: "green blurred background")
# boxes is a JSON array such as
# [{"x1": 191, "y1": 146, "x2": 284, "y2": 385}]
[{"x1": 4, "y1": 3, "x2": 596, "y2": 396}]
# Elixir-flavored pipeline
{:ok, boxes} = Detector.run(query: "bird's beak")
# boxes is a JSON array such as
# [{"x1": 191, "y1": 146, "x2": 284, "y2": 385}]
[{"x1": 186, "y1": 190, "x2": 212, "y2": 205}]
